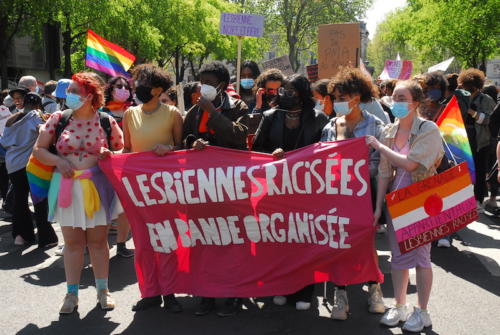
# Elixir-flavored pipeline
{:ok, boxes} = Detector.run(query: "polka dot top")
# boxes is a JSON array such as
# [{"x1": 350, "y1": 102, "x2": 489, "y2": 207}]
[{"x1": 40, "y1": 111, "x2": 124, "y2": 157}]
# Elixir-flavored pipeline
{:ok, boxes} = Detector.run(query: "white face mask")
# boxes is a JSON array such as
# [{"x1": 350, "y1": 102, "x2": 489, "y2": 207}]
[
  {"x1": 200, "y1": 84, "x2": 218, "y2": 101},
  {"x1": 315, "y1": 100, "x2": 324, "y2": 112}
]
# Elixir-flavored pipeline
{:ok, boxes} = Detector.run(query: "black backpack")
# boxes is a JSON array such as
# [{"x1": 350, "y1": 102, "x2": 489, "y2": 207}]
[{"x1": 53, "y1": 109, "x2": 112, "y2": 149}]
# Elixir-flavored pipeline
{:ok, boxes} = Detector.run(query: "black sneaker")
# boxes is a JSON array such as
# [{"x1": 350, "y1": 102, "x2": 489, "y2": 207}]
[
  {"x1": 163, "y1": 294, "x2": 182, "y2": 313},
  {"x1": 216, "y1": 298, "x2": 242, "y2": 317},
  {"x1": 117, "y1": 243, "x2": 134, "y2": 258},
  {"x1": 132, "y1": 295, "x2": 162, "y2": 311},
  {"x1": 194, "y1": 297, "x2": 215, "y2": 316}
]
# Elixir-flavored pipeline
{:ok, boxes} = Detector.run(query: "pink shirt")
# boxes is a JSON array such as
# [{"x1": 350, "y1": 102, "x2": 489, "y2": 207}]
[{"x1": 41, "y1": 111, "x2": 123, "y2": 158}]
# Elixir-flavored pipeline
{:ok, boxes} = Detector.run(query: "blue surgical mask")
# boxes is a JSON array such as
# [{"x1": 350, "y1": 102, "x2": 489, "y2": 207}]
[
  {"x1": 334, "y1": 101, "x2": 352, "y2": 116},
  {"x1": 65, "y1": 92, "x2": 85, "y2": 111},
  {"x1": 315, "y1": 100, "x2": 324, "y2": 112},
  {"x1": 391, "y1": 102, "x2": 410, "y2": 119},
  {"x1": 240, "y1": 78, "x2": 254, "y2": 90},
  {"x1": 427, "y1": 88, "x2": 442, "y2": 102}
]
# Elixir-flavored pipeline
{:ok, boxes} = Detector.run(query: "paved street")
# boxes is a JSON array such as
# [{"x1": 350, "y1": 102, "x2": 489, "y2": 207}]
[{"x1": 1, "y1": 210, "x2": 499, "y2": 335}]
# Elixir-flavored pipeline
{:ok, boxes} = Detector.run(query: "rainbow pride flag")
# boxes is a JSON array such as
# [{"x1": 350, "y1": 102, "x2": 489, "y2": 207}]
[
  {"x1": 436, "y1": 95, "x2": 475, "y2": 182},
  {"x1": 26, "y1": 155, "x2": 55, "y2": 204},
  {"x1": 86, "y1": 29, "x2": 135, "y2": 77}
]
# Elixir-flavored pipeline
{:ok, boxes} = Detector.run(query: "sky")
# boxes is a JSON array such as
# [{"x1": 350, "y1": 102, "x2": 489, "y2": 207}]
[{"x1": 364, "y1": 0, "x2": 407, "y2": 38}]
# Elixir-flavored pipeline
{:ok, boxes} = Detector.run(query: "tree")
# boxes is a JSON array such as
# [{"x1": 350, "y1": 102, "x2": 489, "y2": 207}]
[{"x1": 242, "y1": 0, "x2": 372, "y2": 72}]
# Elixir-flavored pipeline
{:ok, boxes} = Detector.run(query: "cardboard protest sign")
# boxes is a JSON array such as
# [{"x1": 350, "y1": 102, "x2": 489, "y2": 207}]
[
  {"x1": 318, "y1": 23, "x2": 360, "y2": 79},
  {"x1": 99, "y1": 138, "x2": 383, "y2": 298},
  {"x1": 262, "y1": 55, "x2": 294, "y2": 76},
  {"x1": 379, "y1": 60, "x2": 413, "y2": 80},
  {"x1": 220, "y1": 12, "x2": 264, "y2": 37},
  {"x1": 386, "y1": 162, "x2": 477, "y2": 254}
]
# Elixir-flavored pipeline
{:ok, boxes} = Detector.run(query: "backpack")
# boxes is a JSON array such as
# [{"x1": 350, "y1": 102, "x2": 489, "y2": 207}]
[{"x1": 53, "y1": 109, "x2": 112, "y2": 149}]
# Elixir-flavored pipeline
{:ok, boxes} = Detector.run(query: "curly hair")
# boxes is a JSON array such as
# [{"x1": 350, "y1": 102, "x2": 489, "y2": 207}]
[
  {"x1": 311, "y1": 79, "x2": 330, "y2": 97},
  {"x1": 328, "y1": 66, "x2": 378, "y2": 103},
  {"x1": 104, "y1": 75, "x2": 134, "y2": 104},
  {"x1": 458, "y1": 68, "x2": 485, "y2": 91},
  {"x1": 395, "y1": 80, "x2": 425, "y2": 103},
  {"x1": 71, "y1": 72, "x2": 105, "y2": 109},
  {"x1": 132, "y1": 64, "x2": 173, "y2": 92},
  {"x1": 423, "y1": 71, "x2": 448, "y2": 96},
  {"x1": 199, "y1": 61, "x2": 230, "y2": 90},
  {"x1": 253, "y1": 68, "x2": 285, "y2": 94}
]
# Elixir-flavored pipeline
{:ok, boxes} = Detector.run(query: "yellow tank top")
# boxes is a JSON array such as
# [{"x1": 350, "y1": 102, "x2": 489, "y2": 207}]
[{"x1": 125, "y1": 104, "x2": 177, "y2": 153}]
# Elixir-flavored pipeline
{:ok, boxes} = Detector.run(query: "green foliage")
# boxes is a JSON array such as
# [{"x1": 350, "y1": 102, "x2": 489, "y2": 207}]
[{"x1": 368, "y1": 0, "x2": 500, "y2": 76}]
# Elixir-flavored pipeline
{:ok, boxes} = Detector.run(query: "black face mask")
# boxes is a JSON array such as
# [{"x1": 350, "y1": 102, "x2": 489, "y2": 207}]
[
  {"x1": 135, "y1": 85, "x2": 153, "y2": 104},
  {"x1": 278, "y1": 94, "x2": 300, "y2": 110}
]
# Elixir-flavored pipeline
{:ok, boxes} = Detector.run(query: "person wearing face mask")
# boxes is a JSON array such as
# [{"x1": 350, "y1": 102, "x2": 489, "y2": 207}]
[
  {"x1": 366, "y1": 81, "x2": 444, "y2": 333},
  {"x1": 0, "y1": 92, "x2": 59, "y2": 248},
  {"x1": 33, "y1": 72, "x2": 125, "y2": 315},
  {"x1": 418, "y1": 71, "x2": 448, "y2": 121},
  {"x1": 102, "y1": 76, "x2": 134, "y2": 129},
  {"x1": 183, "y1": 61, "x2": 249, "y2": 153},
  {"x1": 251, "y1": 68, "x2": 285, "y2": 114},
  {"x1": 54, "y1": 79, "x2": 72, "y2": 111},
  {"x1": 122, "y1": 64, "x2": 184, "y2": 313},
  {"x1": 239, "y1": 60, "x2": 260, "y2": 111},
  {"x1": 253, "y1": 75, "x2": 328, "y2": 311},
  {"x1": 319, "y1": 67, "x2": 386, "y2": 321},
  {"x1": 311, "y1": 79, "x2": 334, "y2": 117},
  {"x1": 182, "y1": 61, "x2": 249, "y2": 317},
  {"x1": 458, "y1": 68, "x2": 496, "y2": 212}
]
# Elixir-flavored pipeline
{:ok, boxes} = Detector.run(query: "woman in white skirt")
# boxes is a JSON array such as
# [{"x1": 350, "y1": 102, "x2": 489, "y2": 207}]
[{"x1": 33, "y1": 72, "x2": 124, "y2": 314}]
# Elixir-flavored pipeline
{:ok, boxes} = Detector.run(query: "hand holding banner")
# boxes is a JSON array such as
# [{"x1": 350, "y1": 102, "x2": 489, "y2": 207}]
[{"x1": 99, "y1": 138, "x2": 383, "y2": 298}]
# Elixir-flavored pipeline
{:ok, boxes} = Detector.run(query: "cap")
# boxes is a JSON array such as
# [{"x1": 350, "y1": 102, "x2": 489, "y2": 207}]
[{"x1": 54, "y1": 79, "x2": 72, "y2": 99}]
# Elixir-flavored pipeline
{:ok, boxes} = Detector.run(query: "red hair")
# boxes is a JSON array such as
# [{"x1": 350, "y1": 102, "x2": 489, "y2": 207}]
[{"x1": 71, "y1": 72, "x2": 105, "y2": 109}]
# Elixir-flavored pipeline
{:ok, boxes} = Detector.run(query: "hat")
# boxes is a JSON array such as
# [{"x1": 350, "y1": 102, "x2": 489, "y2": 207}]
[
  {"x1": 24, "y1": 92, "x2": 42, "y2": 107},
  {"x1": 9, "y1": 87, "x2": 29, "y2": 97},
  {"x1": 54, "y1": 79, "x2": 72, "y2": 99}
]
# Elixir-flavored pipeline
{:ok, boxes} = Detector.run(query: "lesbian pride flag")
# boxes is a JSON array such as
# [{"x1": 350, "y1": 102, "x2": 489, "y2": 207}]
[
  {"x1": 386, "y1": 163, "x2": 477, "y2": 254},
  {"x1": 86, "y1": 29, "x2": 135, "y2": 77},
  {"x1": 436, "y1": 95, "x2": 475, "y2": 181}
]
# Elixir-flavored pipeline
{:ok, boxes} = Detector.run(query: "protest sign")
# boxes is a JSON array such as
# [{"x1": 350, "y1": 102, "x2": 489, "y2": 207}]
[
  {"x1": 379, "y1": 60, "x2": 413, "y2": 80},
  {"x1": 318, "y1": 23, "x2": 360, "y2": 79},
  {"x1": 99, "y1": 138, "x2": 383, "y2": 298},
  {"x1": 486, "y1": 59, "x2": 500, "y2": 86},
  {"x1": 386, "y1": 162, "x2": 477, "y2": 254},
  {"x1": 220, "y1": 12, "x2": 264, "y2": 38},
  {"x1": 262, "y1": 55, "x2": 294, "y2": 76},
  {"x1": 428, "y1": 57, "x2": 454, "y2": 73},
  {"x1": 306, "y1": 64, "x2": 319, "y2": 82}
]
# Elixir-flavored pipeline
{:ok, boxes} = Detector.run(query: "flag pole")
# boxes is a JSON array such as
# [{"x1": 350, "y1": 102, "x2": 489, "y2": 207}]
[{"x1": 236, "y1": 36, "x2": 243, "y2": 94}]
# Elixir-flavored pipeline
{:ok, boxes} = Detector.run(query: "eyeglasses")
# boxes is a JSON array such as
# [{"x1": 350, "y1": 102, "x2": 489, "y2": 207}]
[{"x1": 278, "y1": 87, "x2": 296, "y2": 97}]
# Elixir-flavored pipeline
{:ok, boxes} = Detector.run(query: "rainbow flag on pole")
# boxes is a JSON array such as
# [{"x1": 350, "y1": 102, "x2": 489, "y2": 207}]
[
  {"x1": 86, "y1": 29, "x2": 135, "y2": 77},
  {"x1": 436, "y1": 95, "x2": 475, "y2": 182}
]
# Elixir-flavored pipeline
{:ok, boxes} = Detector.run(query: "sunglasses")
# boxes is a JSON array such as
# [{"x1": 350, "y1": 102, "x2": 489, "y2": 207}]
[{"x1": 278, "y1": 87, "x2": 296, "y2": 97}]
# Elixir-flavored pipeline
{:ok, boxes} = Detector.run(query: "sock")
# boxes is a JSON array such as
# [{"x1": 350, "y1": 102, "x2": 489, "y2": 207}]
[
  {"x1": 117, "y1": 242, "x2": 126, "y2": 249},
  {"x1": 67, "y1": 283, "x2": 79, "y2": 296},
  {"x1": 95, "y1": 278, "x2": 108, "y2": 291}
]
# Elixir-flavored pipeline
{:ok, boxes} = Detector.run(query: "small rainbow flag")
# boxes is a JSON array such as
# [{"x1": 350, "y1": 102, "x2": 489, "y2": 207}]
[
  {"x1": 436, "y1": 95, "x2": 475, "y2": 181},
  {"x1": 26, "y1": 155, "x2": 55, "y2": 204},
  {"x1": 86, "y1": 29, "x2": 135, "y2": 77}
]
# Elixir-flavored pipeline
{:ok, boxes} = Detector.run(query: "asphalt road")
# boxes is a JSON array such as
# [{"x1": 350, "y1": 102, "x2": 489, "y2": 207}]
[{"x1": 0, "y1": 210, "x2": 499, "y2": 335}]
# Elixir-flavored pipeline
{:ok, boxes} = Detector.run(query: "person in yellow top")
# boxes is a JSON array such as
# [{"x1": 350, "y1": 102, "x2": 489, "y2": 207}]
[{"x1": 121, "y1": 64, "x2": 183, "y2": 313}]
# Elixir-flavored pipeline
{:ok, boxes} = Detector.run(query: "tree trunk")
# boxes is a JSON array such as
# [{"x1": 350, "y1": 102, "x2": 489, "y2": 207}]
[{"x1": 62, "y1": 16, "x2": 73, "y2": 78}]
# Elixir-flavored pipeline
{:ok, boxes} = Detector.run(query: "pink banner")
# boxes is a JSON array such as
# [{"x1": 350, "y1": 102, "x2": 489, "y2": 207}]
[
  {"x1": 99, "y1": 138, "x2": 383, "y2": 298},
  {"x1": 379, "y1": 60, "x2": 413, "y2": 80}
]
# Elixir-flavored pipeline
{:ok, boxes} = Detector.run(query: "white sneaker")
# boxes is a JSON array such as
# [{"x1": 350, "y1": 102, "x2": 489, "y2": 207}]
[
  {"x1": 368, "y1": 283, "x2": 385, "y2": 313},
  {"x1": 402, "y1": 307, "x2": 432, "y2": 332},
  {"x1": 477, "y1": 201, "x2": 484, "y2": 213},
  {"x1": 331, "y1": 288, "x2": 349, "y2": 320},
  {"x1": 273, "y1": 295, "x2": 287, "y2": 306},
  {"x1": 437, "y1": 238, "x2": 451, "y2": 248},
  {"x1": 55, "y1": 245, "x2": 65, "y2": 256},
  {"x1": 296, "y1": 301, "x2": 311, "y2": 310},
  {"x1": 380, "y1": 304, "x2": 410, "y2": 327}
]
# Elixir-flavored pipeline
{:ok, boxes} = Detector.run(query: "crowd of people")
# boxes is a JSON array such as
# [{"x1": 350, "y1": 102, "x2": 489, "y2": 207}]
[{"x1": 0, "y1": 59, "x2": 498, "y2": 333}]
